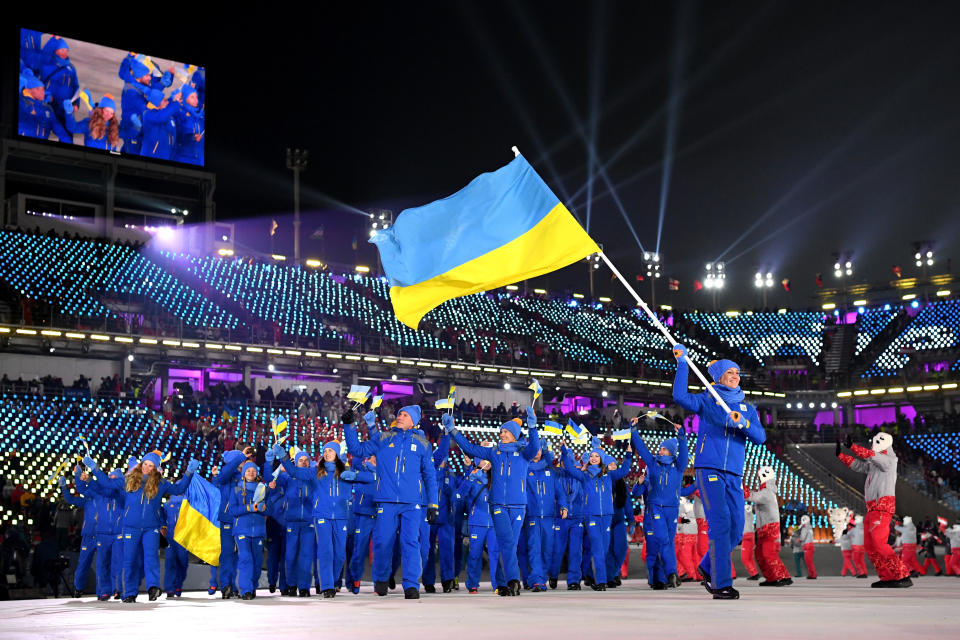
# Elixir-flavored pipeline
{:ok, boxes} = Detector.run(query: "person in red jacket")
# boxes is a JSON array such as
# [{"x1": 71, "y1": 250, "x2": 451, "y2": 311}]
[{"x1": 837, "y1": 432, "x2": 911, "y2": 588}]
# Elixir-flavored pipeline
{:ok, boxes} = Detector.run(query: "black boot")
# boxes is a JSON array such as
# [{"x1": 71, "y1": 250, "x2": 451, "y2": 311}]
[
  {"x1": 776, "y1": 578, "x2": 793, "y2": 586},
  {"x1": 582, "y1": 575, "x2": 595, "y2": 587},
  {"x1": 871, "y1": 577, "x2": 913, "y2": 588},
  {"x1": 441, "y1": 579, "x2": 454, "y2": 593},
  {"x1": 298, "y1": 588, "x2": 310, "y2": 597},
  {"x1": 241, "y1": 592, "x2": 254, "y2": 600},
  {"x1": 590, "y1": 582, "x2": 607, "y2": 591},
  {"x1": 606, "y1": 581, "x2": 619, "y2": 589},
  {"x1": 122, "y1": 596, "x2": 136, "y2": 603},
  {"x1": 497, "y1": 586, "x2": 511, "y2": 596},
  {"x1": 747, "y1": 574, "x2": 760, "y2": 581},
  {"x1": 424, "y1": 584, "x2": 436, "y2": 593},
  {"x1": 508, "y1": 579, "x2": 521, "y2": 596},
  {"x1": 567, "y1": 582, "x2": 581, "y2": 590},
  {"x1": 699, "y1": 567, "x2": 714, "y2": 594},
  {"x1": 712, "y1": 586, "x2": 740, "y2": 600},
  {"x1": 651, "y1": 582, "x2": 667, "y2": 590},
  {"x1": 612, "y1": 575, "x2": 622, "y2": 586},
  {"x1": 72, "y1": 589, "x2": 82, "y2": 599},
  {"x1": 374, "y1": 581, "x2": 389, "y2": 596},
  {"x1": 549, "y1": 577, "x2": 558, "y2": 589},
  {"x1": 388, "y1": 576, "x2": 397, "y2": 590},
  {"x1": 221, "y1": 585, "x2": 235, "y2": 600},
  {"x1": 404, "y1": 587, "x2": 420, "y2": 599},
  {"x1": 147, "y1": 586, "x2": 161, "y2": 602},
  {"x1": 667, "y1": 573, "x2": 681, "y2": 588},
  {"x1": 268, "y1": 584, "x2": 276, "y2": 593},
  {"x1": 322, "y1": 589, "x2": 336, "y2": 598}
]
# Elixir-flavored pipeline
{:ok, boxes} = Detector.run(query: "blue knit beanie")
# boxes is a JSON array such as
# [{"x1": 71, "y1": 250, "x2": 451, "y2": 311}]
[
  {"x1": 708, "y1": 359, "x2": 739, "y2": 384},
  {"x1": 241, "y1": 461, "x2": 259, "y2": 478},
  {"x1": 222, "y1": 450, "x2": 246, "y2": 470},
  {"x1": 141, "y1": 451, "x2": 162, "y2": 468},
  {"x1": 98, "y1": 94, "x2": 116, "y2": 112},
  {"x1": 399, "y1": 405, "x2": 421, "y2": 426},
  {"x1": 500, "y1": 418, "x2": 522, "y2": 440},
  {"x1": 130, "y1": 59, "x2": 150, "y2": 79},
  {"x1": 659, "y1": 438, "x2": 679, "y2": 457},
  {"x1": 293, "y1": 451, "x2": 310, "y2": 465}
]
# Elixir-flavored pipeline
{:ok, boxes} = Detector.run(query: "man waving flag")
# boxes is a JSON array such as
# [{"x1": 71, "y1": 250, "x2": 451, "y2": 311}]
[{"x1": 371, "y1": 152, "x2": 599, "y2": 328}]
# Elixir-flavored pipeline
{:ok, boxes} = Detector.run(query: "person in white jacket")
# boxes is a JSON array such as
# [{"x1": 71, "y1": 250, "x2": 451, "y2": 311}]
[
  {"x1": 894, "y1": 516, "x2": 924, "y2": 576},
  {"x1": 797, "y1": 515, "x2": 817, "y2": 579}
]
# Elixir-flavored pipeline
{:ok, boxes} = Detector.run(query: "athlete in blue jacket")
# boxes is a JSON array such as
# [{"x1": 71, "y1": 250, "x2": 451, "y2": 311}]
[
  {"x1": 459, "y1": 461, "x2": 504, "y2": 593},
  {"x1": 39, "y1": 36, "x2": 77, "y2": 132},
  {"x1": 80, "y1": 465, "x2": 123, "y2": 600},
  {"x1": 340, "y1": 404, "x2": 439, "y2": 599},
  {"x1": 672, "y1": 347, "x2": 766, "y2": 599},
  {"x1": 228, "y1": 461, "x2": 269, "y2": 599},
  {"x1": 445, "y1": 409, "x2": 541, "y2": 596},
  {"x1": 630, "y1": 421, "x2": 688, "y2": 589},
  {"x1": 606, "y1": 462, "x2": 634, "y2": 586},
  {"x1": 525, "y1": 448, "x2": 568, "y2": 591},
  {"x1": 424, "y1": 435, "x2": 457, "y2": 593},
  {"x1": 348, "y1": 456, "x2": 378, "y2": 594},
  {"x1": 550, "y1": 462, "x2": 585, "y2": 590},
  {"x1": 212, "y1": 450, "x2": 246, "y2": 598},
  {"x1": 58, "y1": 467, "x2": 95, "y2": 598},
  {"x1": 162, "y1": 494, "x2": 188, "y2": 598},
  {"x1": 273, "y1": 448, "x2": 315, "y2": 596},
  {"x1": 559, "y1": 444, "x2": 633, "y2": 591},
  {"x1": 85, "y1": 451, "x2": 198, "y2": 602}
]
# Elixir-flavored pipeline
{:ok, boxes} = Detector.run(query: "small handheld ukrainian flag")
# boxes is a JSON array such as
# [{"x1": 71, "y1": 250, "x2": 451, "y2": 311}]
[
  {"x1": 271, "y1": 415, "x2": 288, "y2": 441},
  {"x1": 347, "y1": 385, "x2": 371, "y2": 403},
  {"x1": 371, "y1": 154, "x2": 600, "y2": 328},
  {"x1": 435, "y1": 398, "x2": 454, "y2": 410},
  {"x1": 542, "y1": 420, "x2": 564, "y2": 436},
  {"x1": 565, "y1": 419, "x2": 587, "y2": 439},
  {"x1": 174, "y1": 475, "x2": 221, "y2": 566},
  {"x1": 612, "y1": 428, "x2": 632, "y2": 441},
  {"x1": 371, "y1": 395, "x2": 384, "y2": 410},
  {"x1": 529, "y1": 379, "x2": 543, "y2": 402}
]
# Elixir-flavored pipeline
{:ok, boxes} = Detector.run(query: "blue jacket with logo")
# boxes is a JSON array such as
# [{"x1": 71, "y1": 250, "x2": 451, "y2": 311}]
[
  {"x1": 630, "y1": 429, "x2": 688, "y2": 507},
  {"x1": 450, "y1": 427, "x2": 541, "y2": 507},
  {"x1": 560, "y1": 449, "x2": 633, "y2": 517},
  {"x1": 672, "y1": 361, "x2": 766, "y2": 476},
  {"x1": 351, "y1": 461, "x2": 379, "y2": 517},
  {"x1": 344, "y1": 424, "x2": 439, "y2": 508},
  {"x1": 525, "y1": 452, "x2": 569, "y2": 518},
  {"x1": 228, "y1": 481, "x2": 268, "y2": 537},
  {"x1": 459, "y1": 472, "x2": 493, "y2": 528},
  {"x1": 92, "y1": 469, "x2": 192, "y2": 529}
]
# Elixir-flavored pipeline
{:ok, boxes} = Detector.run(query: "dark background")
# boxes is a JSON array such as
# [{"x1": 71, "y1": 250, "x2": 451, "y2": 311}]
[{"x1": 6, "y1": 1, "x2": 960, "y2": 308}]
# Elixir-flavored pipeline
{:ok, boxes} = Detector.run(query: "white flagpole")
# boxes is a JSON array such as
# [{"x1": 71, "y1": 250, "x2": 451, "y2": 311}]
[{"x1": 597, "y1": 251, "x2": 737, "y2": 418}]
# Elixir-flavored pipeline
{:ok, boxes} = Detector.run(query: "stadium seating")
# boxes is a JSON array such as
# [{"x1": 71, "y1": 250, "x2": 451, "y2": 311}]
[
  {"x1": 862, "y1": 299, "x2": 960, "y2": 377},
  {"x1": 854, "y1": 306, "x2": 901, "y2": 356},
  {"x1": 904, "y1": 431, "x2": 960, "y2": 473},
  {"x1": 685, "y1": 310, "x2": 826, "y2": 366}
]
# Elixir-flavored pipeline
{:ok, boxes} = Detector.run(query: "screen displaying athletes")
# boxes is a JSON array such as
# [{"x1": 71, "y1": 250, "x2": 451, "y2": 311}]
[{"x1": 18, "y1": 28, "x2": 206, "y2": 167}]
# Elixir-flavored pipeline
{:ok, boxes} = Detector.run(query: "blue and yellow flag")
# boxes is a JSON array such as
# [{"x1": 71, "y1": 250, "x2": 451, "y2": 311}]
[
  {"x1": 542, "y1": 420, "x2": 564, "y2": 436},
  {"x1": 371, "y1": 155, "x2": 600, "y2": 328},
  {"x1": 565, "y1": 419, "x2": 586, "y2": 439},
  {"x1": 174, "y1": 475, "x2": 221, "y2": 566},
  {"x1": 612, "y1": 428, "x2": 632, "y2": 441}
]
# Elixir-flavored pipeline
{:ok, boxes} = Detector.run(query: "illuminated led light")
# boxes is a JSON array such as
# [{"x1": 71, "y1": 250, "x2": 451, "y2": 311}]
[
  {"x1": 181, "y1": 342, "x2": 200, "y2": 348},
  {"x1": 224, "y1": 345, "x2": 242, "y2": 351},
  {"x1": 575, "y1": 375, "x2": 589, "y2": 380},
  {"x1": 533, "y1": 288, "x2": 547, "y2": 294},
  {"x1": 598, "y1": 297, "x2": 611, "y2": 303},
  {"x1": 65, "y1": 332, "x2": 86, "y2": 339},
  {"x1": 217, "y1": 248, "x2": 235, "y2": 256},
  {"x1": 363, "y1": 356, "x2": 379, "y2": 362},
  {"x1": 887, "y1": 387, "x2": 904, "y2": 394},
  {"x1": 923, "y1": 384, "x2": 939, "y2": 391},
  {"x1": 467, "y1": 366, "x2": 482, "y2": 371},
  {"x1": 327, "y1": 353, "x2": 344, "y2": 359},
  {"x1": 562, "y1": 373, "x2": 575, "y2": 379},
  {"x1": 450, "y1": 364, "x2": 466, "y2": 370},
  {"x1": 305, "y1": 259, "x2": 323, "y2": 268},
  {"x1": 304, "y1": 351, "x2": 322, "y2": 357},
  {"x1": 941, "y1": 383, "x2": 958, "y2": 390},
  {"x1": 267, "y1": 349, "x2": 284, "y2": 355},
  {"x1": 870, "y1": 389, "x2": 886, "y2": 395},
  {"x1": 572, "y1": 293, "x2": 584, "y2": 299},
  {"x1": 777, "y1": 308, "x2": 787, "y2": 314},
  {"x1": 620, "y1": 378, "x2": 633, "y2": 384},
  {"x1": 483, "y1": 367, "x2": 498, "y2": 373},
  {"x1": 90, "y1": 334, "x2": 110, "y2": 341},
  {"x1": 906, "y1": 386, "x2": 923, "y2": 392},
  {"x1": 271, "y1": 254, "x2": 286, "y2": 261},
  {"x1": 355, "y1": 265, "x2": 371, "y2": 273},
  {"x1": 505, "y1": 285, "x2": 519, "y2": 291},
  {"x1": 16, "y1": 329, "x2": 37, "y2": 335},
  {"x1": 345, "y1": 355, "x2": 361, "y2": 361},
  {"x1": 400, "y1": 359, "x2": 416, "y2": 365},
  {"x1": 902, "y1": 293, "x2": 916, "y2": 300},
  {"x1": 205, "y1": 343, "x2": 224, "y2": 350},
  {"x1": 660, "y1": 305, "x2": 673, "y2": 311},
  {"x1": 285, "y1": 350, "x2": 302, "y2": 356},
  {"x1": 246, "y1": 347, "x2": 264, "y2": 353},
  {"x1": 161, "y1": 339, "x2": 180, "y2": 347},
  {"x1": 821, "y1": 303, "x2": 836, "y2": 310},
  {"x1": 431, "y1": 363, "x2": 447, "y2": 368},
  {"x1": 591, "y1": 377, "x2": 605, "y2": 382},
  {"x1": 514, "y1": 369, "x2": 530, "y2": 375},
  {"x1": 139, "y1": 337, "x2": 158, "y2": 344},
  {"x1": 499, "y1": 368, "x2": 513, "y2": 374},
  {"x1": 726, "y1": 311, "x2": 740, "y2": 316},
  {"x1": 114, "y1": 336, "x2": 133, "y2": 343},
  {"x1": 936, "y1": 290, "x2": 950, "y2": 297},
  {"x1": 539, "y1": 372, "x2": 556, "y2": 378},
  {"x1": 381, "y1": 357, "x2": 398, "y2": 364},
  {"x1": 40, "y1": 330, "x2": 61, "y2": 337},
  {"x1": 853, "y1": 390, "x2": 868, "y2": 396},
  {"x1": 0, "y1": 327, "x2": 9, "y2": 333}
]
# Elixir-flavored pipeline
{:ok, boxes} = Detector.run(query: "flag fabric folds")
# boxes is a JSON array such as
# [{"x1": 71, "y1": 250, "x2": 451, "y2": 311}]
[
  {"x1": 371, "y1": 395, "x2": 384, "y2": 409},
  {"x1": 612, "y1": 428, "x2": 632, "y2": 441},
  {"x1": 271, "y1": 415, "x2": 288, "y2": 440},
  {"x1": 542, "y1": 420, "x2": 563, "y2": 435},
  {"x1": 565, "y1": 419, "x2": 587, "y2": 439},
  {"x1": 371, "y1": 154, "x2": 600, "y2": 328},
  {"x1": 174, "y1": 475, "x2": 221, "y2": 566},
  {"x1": 435, "y1": 398, "x2": 454, "y2": 409},
  {"x1": 347, "y1": 385, "x2": 371, "y2": 403},
  {"x1": 529, "y1": 379, "x2": 543, "y2": 402}
]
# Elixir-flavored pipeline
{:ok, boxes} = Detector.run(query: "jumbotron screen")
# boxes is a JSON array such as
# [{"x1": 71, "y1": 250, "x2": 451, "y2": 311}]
[{"x1": 18, "y1": 28, "x2": 206, "y2": 167}]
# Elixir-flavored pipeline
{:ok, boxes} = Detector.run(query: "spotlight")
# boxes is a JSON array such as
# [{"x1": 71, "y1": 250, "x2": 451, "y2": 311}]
[
  {"x1": 391, "y1": 374, "x2": 398, "y2": 381},
  {"x1": 601, "y1": 390, "x2": 608, "y2": 397},
  {"x1": 503, "y1": 382, "x2": 511, "y2": 390},
  {"x1": 127, "y1": 354, "x2": 134, "y2": 362},
  {"x1": 831, "y1": 402, "x2": 838, "y2": 408},
  {"x1": 267, "y1": 363, "x2": 275, "y2": 372},
  {"x1": 332, "y1": 367, "x2": 339, "y2": 374},
  {"x1": 786, "y1": 403, "x2": 792, "y2": 409}
]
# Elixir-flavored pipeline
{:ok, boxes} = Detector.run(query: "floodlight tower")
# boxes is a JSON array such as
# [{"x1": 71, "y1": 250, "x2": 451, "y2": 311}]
[{"x1": 285, "y1": 148, "x2": 309, "y2": 262}]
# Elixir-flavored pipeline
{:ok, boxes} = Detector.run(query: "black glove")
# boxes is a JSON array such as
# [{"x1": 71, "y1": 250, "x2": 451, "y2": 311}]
[
  {"x1": 844, "y1": 434, "x2": 853, "y2": 449},
  {"x1": 680, "y1": 517, "x2": 691, "y2": 524},
  {"x1": 341, "y1": 409, "x2": 355, "y2": 425},
  {"x1": 426, "y1": 507, "x2": 439, "y2": 524},
  {"x1": 835, "y1": 439, "x2": 842, "y2": 457}
]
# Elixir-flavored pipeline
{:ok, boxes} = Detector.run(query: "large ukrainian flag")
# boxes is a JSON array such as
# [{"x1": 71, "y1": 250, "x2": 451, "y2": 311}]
[
  {"x1": 174, "y1": 474, "x2": 221, "y2": 566},
  {"x1": 371, "y1": 154, "x2": 599, "y2": 328}
]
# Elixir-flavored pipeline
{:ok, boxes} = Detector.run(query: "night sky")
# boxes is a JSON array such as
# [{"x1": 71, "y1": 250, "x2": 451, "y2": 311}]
[{"x1": 12, "y1": 1, "x2": 960, "y2": 309}]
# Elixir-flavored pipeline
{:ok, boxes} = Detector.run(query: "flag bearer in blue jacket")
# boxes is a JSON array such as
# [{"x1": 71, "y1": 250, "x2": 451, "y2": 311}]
[
  {"x1": 58, "y1": 466, "x2": 96, "y2": 598},
  {"x1": 445, "y1": 409, "x2": 541, "y2": 596},
  {"x1": 671, "y1": 347, "x2": 767, "y2": 600},
  {"x1": 559, "y1": 443, "x2": 633, "y2": 591},
  {"x1": 85, "y1": 451, "x2": 199, "y2": 602},
  {"x1": 342, "y1": 405, "x2": 439, "y2": 599},
  {"x1": 459, "y1": 458, "x2": 503, "y2": 593},
  {"x1": 228, "y1": 461, "x2": 270, "y2": 599},
  {"x1": 348, "y1": 455, "x2": 378, "y2": 593},
  {"x1": 212, "y1": 450, "x2": 246, "y2": 598},
  {"x1": 549, "y1": 457, "x2": 585, "y2": 590},
  {"x1": 162, "y1": 494, "x2": 189, "y2": 598},
  {"x1": 424, "y1": 435, "x2": 457, "y2": 593},
  {"x1": 630, "y1": 419, "x2": 688, "y2": 589},
  {"x1": 273, "y1": 448, "x2": 315, "y2": 597},
  {"x1": 525, "y1": 447, "x2": 568, "y2": 592},
  {"x1": 263, "y1": 448, "x2": 288, "y2": 594}
]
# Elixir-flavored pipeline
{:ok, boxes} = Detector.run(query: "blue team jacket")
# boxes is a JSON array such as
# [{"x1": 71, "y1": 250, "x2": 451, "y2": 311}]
[
  {"x1": 560, "y1": 449, "x2": 633, "y2": 517},
  {"x1": 451, "y1": 428, "x2": 541, "y2": 507},
  {"x1": 630, "y1": 430, "x2": 688, "y2": 507},
  {"x1": 343, "y1": 424, "x2": 439, "y2": 508}
]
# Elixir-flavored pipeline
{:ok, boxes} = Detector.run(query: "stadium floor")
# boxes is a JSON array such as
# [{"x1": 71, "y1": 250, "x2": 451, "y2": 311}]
[{"x1": 2, "y1": 576, "x2": 957, "y2": 639}]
